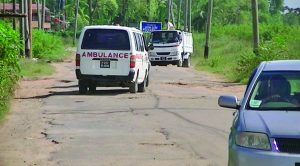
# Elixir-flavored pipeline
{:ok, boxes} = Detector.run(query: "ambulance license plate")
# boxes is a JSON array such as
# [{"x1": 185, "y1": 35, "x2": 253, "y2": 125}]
[{"x1": 100, "y1": 61, "x2": 110, "y2": 68}]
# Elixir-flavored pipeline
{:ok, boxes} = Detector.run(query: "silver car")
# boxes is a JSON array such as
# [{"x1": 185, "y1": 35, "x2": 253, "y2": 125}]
[{"x1": 219, "y1": 60, "x2": 300, "y2": 166}]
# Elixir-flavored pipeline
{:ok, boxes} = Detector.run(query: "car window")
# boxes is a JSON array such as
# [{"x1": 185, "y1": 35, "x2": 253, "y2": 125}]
[
  {"x1": 151, "y1": 31, "x2": 179, "y2": 44},
  {"x1": 133, "y1": 32, "x2": 139, "y2": 51},
  {"x1": 247, "y1": 71, "x2": 300, "y2": 110},
  {"x1": 133, "y1": 33, "x2": 141, "y2": 51},
  {"x1": 81, "y1": 29, "x2": 130, "y2": 50},
  {"x1": 138, "y1": 34, "x2": 145, "y2": 52}
]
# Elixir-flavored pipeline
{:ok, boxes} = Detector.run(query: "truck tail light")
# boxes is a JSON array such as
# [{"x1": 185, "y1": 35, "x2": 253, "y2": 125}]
[
  {"x1": 76, "y1": 53, "x2": 80, "y2": 67},
  {"x1": 130, "y1": 55, "x2": 136, "y2": 68}
]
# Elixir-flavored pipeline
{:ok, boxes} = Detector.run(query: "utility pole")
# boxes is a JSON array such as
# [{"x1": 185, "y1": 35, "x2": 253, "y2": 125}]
[
  {"x1": 167, "y1": 0, "x2": 171, "y2": 21},
  {"x1": 177, "y1": 0, "x2": 182, "y2": 29},
  {"x1": 74, "y1": 0, "x2": 79, "y2": 45},
  {"x1": 36, "y1": 0, "x2": 40, "y2": 29},
  {"x1": 19, "y1": 0, "x2": 25, "y2": 56},
  {"x1": 24, "y1": 0, "x2": 29, "y2": 57},
  {"x1": 27, "y1": 0, "x2": 32, "y2": 58},
  {"x1": 13, "y1": 0, "x2": 16, "y2": 29},
  {"x1": 170, "y1": 0, "x2": 175, "y2": 27},
  {"x1": 251, "y1": 0, "x2": 259, "y2": 55},
  {"x1": 188, "y1": 0, "x2": 192, "y2": 32},
  {"x1": 204, "y1": 0, "x2": 213, "y2": 59},
  {"x1": 184, "y1": 0, "x2": 188, "y2": 31},
  {"x1": 41, "y1": 0, "x2": 45, "y2": 30}
]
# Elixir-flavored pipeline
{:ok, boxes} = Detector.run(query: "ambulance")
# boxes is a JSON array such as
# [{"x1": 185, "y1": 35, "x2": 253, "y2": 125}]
[{"x1": 75, "y1": 26, "x2": 150, "y2": 94}]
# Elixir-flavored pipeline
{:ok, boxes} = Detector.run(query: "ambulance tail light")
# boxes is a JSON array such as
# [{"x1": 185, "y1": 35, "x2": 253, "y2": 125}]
[
  {"x1": 76, "y1": 53, "x2": 80, "y2": 67},
  {"x1": 130, "y1": 55, "x2": 136, "y2": 68}
]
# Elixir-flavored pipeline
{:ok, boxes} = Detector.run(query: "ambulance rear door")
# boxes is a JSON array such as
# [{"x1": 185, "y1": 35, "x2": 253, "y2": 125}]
[{"x1": 78, "y1": 28, "x2": 132, "y2": 76}]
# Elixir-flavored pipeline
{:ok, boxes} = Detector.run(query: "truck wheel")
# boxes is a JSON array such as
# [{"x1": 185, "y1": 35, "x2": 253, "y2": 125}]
[
  {"x1": 79, "y1": 80, "x2": 88, "y2": 94},
  {"x1": 177, "y1": 59, "x2": 183, "y2": 67},
  {"x1": 129, "y1": 77, "x2": 138, "y2": 93},
  {"x1": 182, "y1": 57, "x2": 191, "y2": 68},
  {"x1": 138, "y1": 73, "x2": 147, "y2": 92}
]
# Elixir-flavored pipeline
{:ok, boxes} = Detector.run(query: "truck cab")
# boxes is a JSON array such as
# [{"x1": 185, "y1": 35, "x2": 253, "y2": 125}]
[{"x1": 148, "y1": 30, "x2": 193, "y2": 67}]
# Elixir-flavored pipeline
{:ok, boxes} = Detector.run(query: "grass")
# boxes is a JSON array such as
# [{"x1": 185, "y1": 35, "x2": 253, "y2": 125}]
[
  {"x1": 192, "y1": 24, "x2": 300, "y2": 84},
  {"x1": 20, "y1": 59, "x2": 55, "y2": 77},
  {"x1": 192, "y1": 32, "x2": 253, "y2": 82}
]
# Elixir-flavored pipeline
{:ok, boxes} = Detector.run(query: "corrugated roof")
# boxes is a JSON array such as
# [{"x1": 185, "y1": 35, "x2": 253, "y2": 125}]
[{"x1": 0, "y1": 3, "x2": 49, "y2": 12}]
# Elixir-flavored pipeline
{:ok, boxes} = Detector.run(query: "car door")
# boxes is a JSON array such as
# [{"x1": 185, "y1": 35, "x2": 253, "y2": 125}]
[{"x1": 133, "y1": 32, "x2": 145, "y2": 83}]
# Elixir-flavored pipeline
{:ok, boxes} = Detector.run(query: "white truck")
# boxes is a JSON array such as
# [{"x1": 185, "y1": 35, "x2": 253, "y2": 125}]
[{"x1": 148, "y1": 30, "x2": 193, "y2": 67}]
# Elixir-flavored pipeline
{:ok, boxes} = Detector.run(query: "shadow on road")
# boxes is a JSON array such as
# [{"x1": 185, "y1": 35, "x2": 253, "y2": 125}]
[{"x1": 15, "y1": 89, "x2": 130, "y2": 99}]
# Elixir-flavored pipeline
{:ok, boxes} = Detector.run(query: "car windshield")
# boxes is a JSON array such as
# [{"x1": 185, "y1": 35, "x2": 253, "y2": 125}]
[
  {"x1": 150, "y1": 31, "x2": 181, "y2": 44},
  {"x1": 248, "y1": 71, "x2": 300, "y2": 110},
  {"x1": 81, "y1": 29, "x2": 130, "y2": 50}
]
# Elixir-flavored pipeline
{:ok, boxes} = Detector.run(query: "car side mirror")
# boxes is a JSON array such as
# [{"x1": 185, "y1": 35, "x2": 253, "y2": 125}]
[
  {"x1": 149, "y1": 44, "x2": 154, "y2": 50},
  {"x1": 218, "y1": 95, "x2": 240, "y2": 109}
]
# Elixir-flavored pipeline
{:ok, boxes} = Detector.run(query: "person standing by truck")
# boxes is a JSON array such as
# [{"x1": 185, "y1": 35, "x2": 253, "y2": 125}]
[{"x1": 165, "y1": 19, "x2": 175, "y2": 30}]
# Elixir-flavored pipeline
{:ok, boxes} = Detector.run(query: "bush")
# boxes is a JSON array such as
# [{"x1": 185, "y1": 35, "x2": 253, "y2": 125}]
[
  {"x1": 32, "y1": 30, "x2": 66, "y2": 61},
  {"x1": 0, "y1": 21, "x2": 22, "y2": 118}
]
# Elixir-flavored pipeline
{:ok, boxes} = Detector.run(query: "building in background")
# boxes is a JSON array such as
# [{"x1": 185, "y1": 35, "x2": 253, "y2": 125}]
[{"x1": 0, "y1": 3, "x2": 51, "y2": 30}]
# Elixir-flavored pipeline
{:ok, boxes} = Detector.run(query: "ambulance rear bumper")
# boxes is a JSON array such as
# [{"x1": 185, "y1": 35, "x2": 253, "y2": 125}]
[{"x1": 75, "y1": 69, "x2": 135, "y2": 82}]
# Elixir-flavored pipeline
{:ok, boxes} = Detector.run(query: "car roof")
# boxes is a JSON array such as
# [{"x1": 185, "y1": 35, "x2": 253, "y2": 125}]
[
  {"x1": 263, "y1": 60, "x2": 300, "y2": 71},
  {"x1": 83, "y1": 25, "x2": 142, "y2": 33}
]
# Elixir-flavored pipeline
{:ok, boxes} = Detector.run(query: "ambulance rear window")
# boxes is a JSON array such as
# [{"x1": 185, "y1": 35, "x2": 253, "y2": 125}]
[{"x1": 81, "y1": 29, "x2": 130, "y2": 50}]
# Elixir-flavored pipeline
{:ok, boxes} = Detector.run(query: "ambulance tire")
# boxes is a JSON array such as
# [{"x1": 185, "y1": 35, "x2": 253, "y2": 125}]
[
  {"x1": 182, "y1": 57, "x2": 190, "y2": 68},
  {"x1": 138, "y1": 74, "x2": 147, "y2": 92},
  {"x1": 79, "y1": 80, "x2": 88, "y2": 94},
  {"x1": 146, "y1": 73, "x2": 150, "y2": 87},
  {"x1": 89, "y1": 84, "x2": 96, "y2": 92},
  {"x1": 129, "y1": 77, "x2": 138, "y2": 93},
  {"x1": 177, "y1": 59, "x2": 183, "y2": 67}
]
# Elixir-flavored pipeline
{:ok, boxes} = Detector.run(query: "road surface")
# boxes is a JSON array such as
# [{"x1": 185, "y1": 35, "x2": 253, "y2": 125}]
[{"x1": 0, "y1": 57, "x2": 244, "y2": 166}]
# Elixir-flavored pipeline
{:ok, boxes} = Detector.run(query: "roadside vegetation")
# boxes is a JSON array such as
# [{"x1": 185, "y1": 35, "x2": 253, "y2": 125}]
[
  {"x1": 0, "y1": 21, "x2": 21, "y2": 120},
  {"x1": 0, "y1": 21, "x2": 68, "y2": 120},
  {"x1": 193, "y1": 24, "x2": 300, "y2": 83},
  {"x1": 190, "y1": 0, "x2": 300, "y2": 83}
]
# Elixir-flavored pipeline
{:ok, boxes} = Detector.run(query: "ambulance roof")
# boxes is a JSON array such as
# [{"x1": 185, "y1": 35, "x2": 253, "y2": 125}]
[{"x1": 83, "y1": 25, "x2": 141, "y2": 33}]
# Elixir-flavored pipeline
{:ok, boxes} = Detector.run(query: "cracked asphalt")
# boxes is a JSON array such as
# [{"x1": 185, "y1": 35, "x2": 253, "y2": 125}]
[{"x1": 0, "y1": 57, "x2": 245, "y2": 166}]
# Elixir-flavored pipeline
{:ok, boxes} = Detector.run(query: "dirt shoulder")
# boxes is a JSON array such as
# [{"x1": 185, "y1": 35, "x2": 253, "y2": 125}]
[{"x1": 0, "y1": 57, "x2": 74, "y2": 166}]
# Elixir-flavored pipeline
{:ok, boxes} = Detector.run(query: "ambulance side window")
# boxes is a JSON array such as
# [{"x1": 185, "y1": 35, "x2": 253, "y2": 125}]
[
  {"x1": 138, "y1": 34, "x2": 145, "y2": 52},
  {"x1": 133, "y1": 33, "x2": 141, "y2": 52}
]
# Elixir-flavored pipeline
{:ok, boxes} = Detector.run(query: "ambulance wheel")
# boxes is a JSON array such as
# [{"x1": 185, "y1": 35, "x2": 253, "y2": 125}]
[
  {"x1": 146, "y1": 73, "x2": 150, "y2": 87},
  {"x1": 79, "y1": 80, "x2": 88, "y2": 94},
  {"x1": 177, "y1": 59, "x2": 183, "y2": 67},
  {"x1": 89, "y1": 84, "x2": 96, "y2": 92},
  {"x1": 182, "y1": 57, "x2": 190, "y2": 68},
  {"x1": 129, "y1": 77, "x2": 138, "y2": 93},
  {"x1": 138, "y1": 74, "x2": 147, "y2": 92}
]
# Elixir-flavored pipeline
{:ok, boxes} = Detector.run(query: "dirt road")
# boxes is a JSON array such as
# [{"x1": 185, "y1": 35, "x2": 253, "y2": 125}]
[{"x1": 0, "y1": 56, "x2": 245, "y2": 166}]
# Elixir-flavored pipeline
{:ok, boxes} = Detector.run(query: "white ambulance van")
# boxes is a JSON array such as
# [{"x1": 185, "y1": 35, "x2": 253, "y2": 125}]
[{"x1": 76, "y1": 26, "x2": 150, "y2": 94}]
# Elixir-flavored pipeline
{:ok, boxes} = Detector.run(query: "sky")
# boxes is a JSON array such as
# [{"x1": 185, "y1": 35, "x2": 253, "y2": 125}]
[{"x1": 284, "y1": 0, "x2": 300, "y2": 8}]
